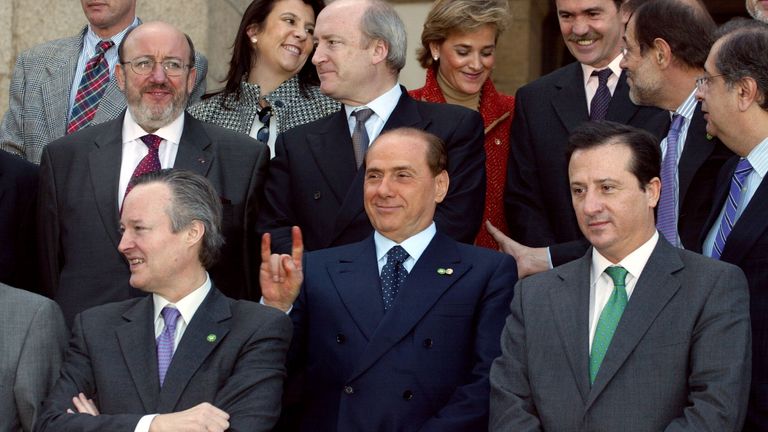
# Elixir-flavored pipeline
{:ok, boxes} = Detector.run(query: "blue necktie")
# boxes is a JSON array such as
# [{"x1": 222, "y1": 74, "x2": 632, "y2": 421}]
[
  {"x1": 380, "y1": 246, "x2": 409, "y2": 311},
  {"x1": 590, "y1": 69, "x2": 613, "y2": 121},
  {"x1": 157, "y1": 306, "x2": 180, "y2": 386},
  {"x1": 711, "y1": 158, "x2": 753, "y2": 260},
  {"x1": 657, "y1": 114, "x2": 685, "y2": 246}
]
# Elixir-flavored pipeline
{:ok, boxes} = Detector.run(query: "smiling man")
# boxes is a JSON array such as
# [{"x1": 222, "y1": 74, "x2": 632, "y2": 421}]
[
  {"x1": 490, "y1": 120, "x2": 751, "y2": 431},
  {"x1": 261, "y1": 127, "x2": 516, "y2": 431},
  {"x1": 38, "y1": 22, "x2": 269, "y2": 325}
]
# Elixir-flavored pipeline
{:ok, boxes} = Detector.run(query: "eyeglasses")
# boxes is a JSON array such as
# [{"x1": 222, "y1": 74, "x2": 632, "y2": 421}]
[
  {"x1": 257, "y1": 105, "x2": 272, "y2": 143},
  {"x1": 121, "y1": 57, "x2": 190, "y2": 77},
  {"x1": 695, "y1": 73, "x2": 728, "y2": 90}
]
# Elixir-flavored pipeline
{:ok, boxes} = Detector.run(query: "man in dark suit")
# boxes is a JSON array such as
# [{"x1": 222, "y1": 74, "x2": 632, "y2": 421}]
[
  {"x1": 36, "y1": 169, "x2": 292, "y2": 432},
  {"x1": 499, "y1": 0, "x2": 663, "y2": 274},
  {"x1": 490, "y1": 121, "x2": 751, "y2": 431},
  {"x1": 258, "y1": 0, "x2": 485, "y2": 254},
  {"x1": 0, "y1": 152, "x2": 38, "y2": 291},
  {"x1": 696, "y1": 21, "x2": 768, "y2": 430},
  {"x1": 262, "y1": 128, "x2": 516, "y2": 431},
  {"x1": 38, "y1": 22, "x2": 267, "y2": 325}
]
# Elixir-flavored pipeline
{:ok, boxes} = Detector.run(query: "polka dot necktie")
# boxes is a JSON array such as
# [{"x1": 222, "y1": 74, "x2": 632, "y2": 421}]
[
  {"x1": 590, "y1": 68, "x2": 613, "y2": 121},
  {"x1": 590, "y1": 265, "x2": 628, "y2": 385},
  {"x1": 380, "y1": 245, "x2": 409, "y2": 311},
  {"x1": 156, "y1": 306, "x2": 180, "y2": 387},
  {"x1": 124, "y1": 134, "x2": 162, "y2": 200}
]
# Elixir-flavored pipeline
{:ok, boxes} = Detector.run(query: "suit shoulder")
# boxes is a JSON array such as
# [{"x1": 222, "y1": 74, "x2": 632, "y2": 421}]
[
  {"x1": 677, "y1": 249, "x2": 746, "y2": 278},
  {"x1": 0, "y1": 283, "x2": 57, "y2": 312},
  {"x1": 516, "y1": 63, "x2": 578, "y2": 97},
  {"x1": 229, "y1": 299, "x2": 293, "y2": 336},
  {"x1": 44, "y1": 119, "x2": 116, "y2": 153},
  {"x1": 0, "y1": 151, "x2": 38, "y2": 180},
  {"x1": 19, "y1": 34, "x2": 81, "y2": 59},
  {"x1": 77, "y1": 297, "x2": 145, "y2": 324}
]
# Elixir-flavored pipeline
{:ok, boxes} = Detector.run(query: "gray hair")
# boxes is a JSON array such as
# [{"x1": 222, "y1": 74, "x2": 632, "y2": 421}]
[
  {"x1": 129, "y1": 169, "x2": 225, "y2": 268},
  {"x1": 360, "y1": 0, "x2": 407, "y2": 73}
]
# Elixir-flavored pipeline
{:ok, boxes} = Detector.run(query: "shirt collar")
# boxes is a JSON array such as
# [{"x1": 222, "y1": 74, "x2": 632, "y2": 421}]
[
  {"x1": 85, "y1": 16, "x2": 139, "y2": 47},
  {"x1": 673, "y1": 88, "x2": 698, "y2": 121},
  {"x1": 591, "y1": 231, "x2": 659, "y2": 283},
  {"x1": 746, "y1": 136, "x2": 768, "y2": 179},
  {"x1": 374, "y1": 222, "x2": 436, "y2": 265},
  {"x1": 152, "y1": 273, "x2": 211, "y2": 326},
  {"x1": 344, "y1": 83, "x2": 402, "y2": 125},
  {"x1": 122, "y1": 109, "x2": 185, "y2": 145},
  {"x1": 581, "y1": 53, "x2": 624, "y2": 88}
]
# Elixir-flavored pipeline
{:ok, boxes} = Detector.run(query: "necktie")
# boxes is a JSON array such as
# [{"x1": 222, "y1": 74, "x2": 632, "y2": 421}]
[
  {"x1": 156, "y1": 306, "x2": 181, "y2": 386},
  {"x1": 590, "y1": 69, "x2": 613, "y2": 121},
  {"x1": 590, "y1": 266, "x2": 628, "y2": 385},
  {"x1": 380, "y1": 245, "x2": 409, "y2": 311},
  {"x1": 351, "y1": 108, "x2": 374, "y2": 167},
  {"x1": 656, "y1": 114, "x2": 685, "y2": 246},
  {"x1": 711, "y1": 158, "x2": 754, "y2": 260},
  {"x1": 67, "y1": 40, "x2": 115, "y2": 134},
  {"x1": 125, "y1": 134, "x2": 163, "y2": 199}
]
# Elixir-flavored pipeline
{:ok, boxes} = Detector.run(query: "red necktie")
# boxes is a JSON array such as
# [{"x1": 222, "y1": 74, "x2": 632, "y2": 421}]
[{"x1": 124, "y1": 134, "x2": 162, "y2": 200}]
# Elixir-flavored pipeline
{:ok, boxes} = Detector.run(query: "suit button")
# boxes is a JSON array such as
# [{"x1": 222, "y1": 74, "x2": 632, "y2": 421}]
[
  {"x1": 344, "y1": 385, "x2": 354, "y2": 395},
  {"x1": 313, "y1": 191, "x2": 321, "y2": 200},
  {"x1": 403, "y1": 390, "x2": 414, "y2": 400},
  {"x1": 422, "y1": 338, "x2": 433, "y2": 348},
  {"x1": 336, "y1": 333, "x2": 346, "y2": 344}
]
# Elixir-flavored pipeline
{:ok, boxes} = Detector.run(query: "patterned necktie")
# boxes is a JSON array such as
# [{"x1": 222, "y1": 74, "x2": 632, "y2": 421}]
[
  {"x1": 590, "y1": 68, "x2": 613, "y2": 121},
  {"x1": 711, "y1": 158, "x2": 754, "y2": 260},
  {"x1": 351, "y1": 108, "x2": 374, "y2": 167},
  {"x1": 657, "y1": 114, "x2": 685, "y2": 246},
  {"x1": 124, "y1": 134, "x2": 163, "y2": 199},
  {"x1": 156, "y1": 306, "x2": 181, "y2": 386},
  {"x1": 380, "y1": 245, "x2": 409, "y2": 311},
  {"x1": 590, "y1": 266, "x2": 629, "y2": 385},
  {"x1": 67, "y1": 40, "x2": 115, "y2": 134}
]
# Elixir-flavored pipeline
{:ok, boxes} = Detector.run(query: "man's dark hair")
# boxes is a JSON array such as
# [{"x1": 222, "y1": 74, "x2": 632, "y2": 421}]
[
  {"x1": 369, "y1": 127, "x2": 448, "y2": 175},
  {"x1": 129, "y1": 169, "x2": 225, "y2": 268},
  {"x1": 713, "y1": 19, "x2": 768, "y2": 110},
  {"x1": 630, "y1": 0, "x2": 715, "y2": 69},
  {"x1": 567, "y1": 121, "x2": 661, "y2": 189}
]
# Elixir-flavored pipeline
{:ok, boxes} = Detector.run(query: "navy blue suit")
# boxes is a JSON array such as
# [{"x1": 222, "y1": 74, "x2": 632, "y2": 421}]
[{"x1": 286, "y1": 232, "x2": 516, "y2": 431}]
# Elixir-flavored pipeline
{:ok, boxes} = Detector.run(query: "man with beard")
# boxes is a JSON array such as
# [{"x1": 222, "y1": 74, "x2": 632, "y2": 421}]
[
  {"x1": 747, "y1": 0, "x2": 768, "y2": 23},
  {"x1": 38, "y1": 22, "x2": 268, "y2": 325}
]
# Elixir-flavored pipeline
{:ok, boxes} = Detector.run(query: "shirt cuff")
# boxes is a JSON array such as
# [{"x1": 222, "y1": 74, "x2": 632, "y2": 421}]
[
  {"x1": 546, "y1": 247, "x2": 554, "y2": 269},
  {"x1": 259, "y1": 296, "x2": 292, "y2": 314},
  {"x1": 134, "y1": 414, "x2": 158, "y2": 432}
]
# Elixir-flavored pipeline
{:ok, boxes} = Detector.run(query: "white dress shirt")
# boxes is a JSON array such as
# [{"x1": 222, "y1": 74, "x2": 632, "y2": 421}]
[
  {"x1": 374, "y1": 223, "x2": 436, "y2": 275},
  {"x1": 134, "y1": 274, "x2": 212, "y2": 432},
  {"x1": 588, "y1": 232, "x2": 659, "y2": 351},
  {"x1": 118, "y1": 110, "x2": 184, "y2": 209},
  {"x1": 344, "y1": 83, "x2": 402, "y2": 144}
]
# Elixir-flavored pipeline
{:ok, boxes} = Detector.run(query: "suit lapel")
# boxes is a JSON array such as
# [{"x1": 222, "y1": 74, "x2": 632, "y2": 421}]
[
  {"x1": 116, "y1": 297, "x2": 160, "y2": 412},
  {"x1": 605, "y1": 71, "x2": 641, "y2": 124},
  {"x1": 551, "y1": 63, "x2": 590, "y2": 134},
  {"x1": 88, "y1": 116, "x2": 125, "y2": 250},
  {"x1": 306, "y1": 109, "x2": 357, "y2": 202},
  {"x1": 586, "y1": 239, "x2": 684, "y2": 407},
  {"x1": 720, "y1": 174, "x2": 768, "y2": 264},
  {"x1": 158, "y1": 288, "x2": 231, "y2": 412},
  {"x1": 346, "y1": 234, "x2": 469, "y2": 381},
  {"x1": 172, "y1": 114, "x2": 213, "y2": 176},
  {"x1": 93, "y1": 81, "x2": 126, "y2": 124},
  {"x1": 550, "y1": 255, "x2": 592, "y2": 403},
  {"x1": 678, "y1": 105, "x2": 715, "y2": 206},
  {"x1": 41, "y1": 33, "x2": 84, "y2": 140}
]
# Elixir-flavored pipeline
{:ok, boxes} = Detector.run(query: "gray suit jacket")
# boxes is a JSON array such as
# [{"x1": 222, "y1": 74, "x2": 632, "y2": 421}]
[
  {"x1": 0, "y1": 283, "x2": 67, "y2": 432},
  {"x1": 34, "y1": 286, "x2": 292, "y2": 432},
  {"x1": 0, "y1": 25, "x2": 208, "y2": 164},
  {"x1": 489, "y1": 238, "x2": 752, "y2": 431}
]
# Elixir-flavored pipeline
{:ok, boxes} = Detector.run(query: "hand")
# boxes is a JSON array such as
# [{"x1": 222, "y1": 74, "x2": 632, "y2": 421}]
[
  {"x1": 66, "y1": 392, "x2": 99, "y2": 415},
  {"x1": 149, "y1": 402, "x2": 230, "y2": 432},
  {"x1": 260, "y1": 226, "x2": 303, "y2": 312},
  {"x1": 485, "y1": 220, "x2": 550, "y2": 278}
]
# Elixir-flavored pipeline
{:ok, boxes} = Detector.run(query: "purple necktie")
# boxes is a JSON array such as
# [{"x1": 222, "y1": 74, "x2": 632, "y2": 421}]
[
  {"x1": 380, "y1": 245, "x2": 409, "y2": 311},
  {"x1": 156, "y1": 306, "x2": 180, "y2": 386},
  {"x1": 124, "y1": 134, "x2": 162, "y2": 200},
  {"x1": 657, "y1": 114, "x2": 685, "y2": 246},
  {"x1": 590, "y1": 69, "x2": 613, "y2": 121},
  {"x1": 67, "y1": 40, "x2": 115, "y2": 134},
  {"x1": 711, "y1": 158, "x2": 753, "y2": 260}
]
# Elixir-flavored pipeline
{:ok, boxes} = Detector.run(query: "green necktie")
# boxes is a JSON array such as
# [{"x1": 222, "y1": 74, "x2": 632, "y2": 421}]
[{"x1": 589, "y1": 266, "x2": 629, "y2": 385}]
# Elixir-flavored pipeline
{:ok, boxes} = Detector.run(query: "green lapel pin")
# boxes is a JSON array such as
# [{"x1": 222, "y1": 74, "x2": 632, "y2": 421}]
[{"x1": 206, "y1": 334, "x2": 217, "y2": 343}]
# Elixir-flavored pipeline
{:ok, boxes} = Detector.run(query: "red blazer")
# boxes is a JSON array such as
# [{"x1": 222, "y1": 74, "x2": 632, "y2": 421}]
[{"x1": 410, "y1": 68, "x2": 515, "y2": 249}]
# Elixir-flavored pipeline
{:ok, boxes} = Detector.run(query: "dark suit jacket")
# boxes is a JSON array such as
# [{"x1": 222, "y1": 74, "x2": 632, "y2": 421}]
[
  {"x1": 490, "y1": 238, "x2": 751, "y2": 431},
  {"x1": 0, "y1": 152, "x2": 39, "y2": 291},
  {"x1": 34, "y1": 286, "x2": 292, "y2": 432},
  {"x1": 38, "y1": 112, "x2": 268, "y2": 325},
  {"x1": 287, "y1": 232, "x2": 516, "y2": 431},
  {"x1": 504, "y1": 63, "x2": 664, "y2": 256},
  {"x1": 258, "y1": 89, "x2": 486, "y2": 253},
  {"x1": 700, "y1": 155, "x2": 768, "y2": 431}
]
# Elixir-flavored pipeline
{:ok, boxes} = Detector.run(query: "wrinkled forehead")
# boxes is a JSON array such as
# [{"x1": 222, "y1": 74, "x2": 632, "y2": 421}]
[{"x1": 123, "y1": 25, "x2": 190, "y2": 60}]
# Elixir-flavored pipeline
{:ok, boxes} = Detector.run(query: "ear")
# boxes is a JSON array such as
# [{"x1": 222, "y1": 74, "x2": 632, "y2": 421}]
[
  {"x1": 434, "y1": 170, "x2": 449, "y2": 204},
  {"x1": 652, "y1": 38, "x2": 671, "y2": 68},
  {"x1": 646, "y1": 176, "x2": 661, "y2": 209},
  {"x1": 246, "y1": 23, "x2": 260, "y2": 39},
  {"x1": 115, "y1": 63, "x2": 126, "y2": 91},
  {"x1": 185, "y1": 220, "x2": 206, "y2": 248},
  {"x1": 429, "y1": 42, "x2": 440, "y2": 60},
  {"x1": 736, "y1": 76, "x2": 760, "y2": 111},
  {"x1": 186, "y1": 65, "x2": 197, "y2": 93},
  {"x1": 371, "y1": 39, "x2": 389, "y2": 66}
]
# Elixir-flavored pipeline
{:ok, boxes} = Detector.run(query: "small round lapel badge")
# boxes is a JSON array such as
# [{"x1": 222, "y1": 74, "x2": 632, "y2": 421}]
[{"x1": 206, "y1": 334, "x2": 217, "y2": 343}]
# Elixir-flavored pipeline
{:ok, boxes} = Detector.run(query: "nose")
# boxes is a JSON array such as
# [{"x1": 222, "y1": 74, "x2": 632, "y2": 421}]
[
  {"x1": 695, "y1": 84, "x2": 706, "y2": 102},
  {"x1": 582, "y1": 189, "x2": 604, "y2": 216},
  {"x1": 619, "y1": 55, "x2": 628, "y2": 70},
  {"x1": 376, "y1": 175, "x2": 396, "y2": 198},
  {"x1": 148, "y1": 61, "x2": 168, "y2": 83},
  {"x1": 118, "y1": 230, "x2": 133, "y2": 255},
  {"x1": 312, "y1": 45, "x2": 324, "y2": 65},
  {"x1": 294, "y1": 27, "x2": 308, "y2": 41},
  {"x1": 572, "y1": 18, "x2": 589, "y2": 37},
  {"x1": 468, "y1": 53, "x2": 482, "y2": 71}
]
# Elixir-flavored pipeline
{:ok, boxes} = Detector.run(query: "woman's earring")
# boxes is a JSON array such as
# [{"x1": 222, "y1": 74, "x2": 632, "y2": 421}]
[
  {"x1": 433, "y1": 55, "x2": 439, "y2": 61},
  {"x1": 251, "y1": 37, "x2": 258, "y2": 44}
]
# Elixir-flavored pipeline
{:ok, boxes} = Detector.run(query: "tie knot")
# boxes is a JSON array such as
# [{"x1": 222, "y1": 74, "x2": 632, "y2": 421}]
[
  {"x1": 387, "y1": 245, "x2": 409, "y2": 265},
  {"x1": 161, "y1": 306, "x2": 180, "y2": 328},
  {"x1": 604, "y1": 266, "x2": 628, "y2": 288},
  {"x1": 592, "y1": 68, "x2": 612, "y2": 84},
  {"x1": 352, "y1": 108, "x2": 374, "y2": 124},
  {"x1": 96, "y1": 40, "x2": 115, "y2": 55},
  {"x1": 734, "y1": 158, "x2": 754, "y2": 182},
  {"x1": 141, "y1": 134, "x2": 163, "y2": 150}
]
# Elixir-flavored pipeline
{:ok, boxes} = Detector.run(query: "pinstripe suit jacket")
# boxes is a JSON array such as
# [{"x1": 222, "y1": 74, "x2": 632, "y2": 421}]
[
  {"x1": 187, "y1": 76, "x2": 339, "y2": 138},
  {"x1": 0, "y1": 25, "x2": 208, "y2": 164}
]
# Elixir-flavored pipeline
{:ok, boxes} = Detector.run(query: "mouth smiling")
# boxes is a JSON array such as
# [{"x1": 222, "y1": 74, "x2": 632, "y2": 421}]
[{"x1": 283, "y1": 44, "x2": 302, "y2": 56}]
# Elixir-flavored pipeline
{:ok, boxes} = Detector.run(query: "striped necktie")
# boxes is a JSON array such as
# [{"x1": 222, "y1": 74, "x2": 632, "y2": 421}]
[
  {"x1": 67, "y1": 40, "x2": 115, "y2": 134},
  {"x1": 657, "y1": 114, "x2": 685, "y2": 246},
  {"x1": 711, "y1": 158, "x2": 753, "y2": 260}
]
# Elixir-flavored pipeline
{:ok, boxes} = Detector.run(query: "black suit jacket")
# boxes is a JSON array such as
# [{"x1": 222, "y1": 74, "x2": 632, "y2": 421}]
[
  {"x1": 258, "y1": 89, "x2": 486, "y2": 253},
  {"x1": 34, "y1": 287, "x2": 292, "y2": 432},
  {"x1": 38, "y1": 112, "x2": 269, "y2": 325},
  {"x1": 700, "y1": 155, "x2": 768, "y2": 431},
  {"x1": 0, "y1": 151, "x2": 38, "y2": 291},
  {"x1": 504, "y1": 63, "x2": 664, "y2": 257}
]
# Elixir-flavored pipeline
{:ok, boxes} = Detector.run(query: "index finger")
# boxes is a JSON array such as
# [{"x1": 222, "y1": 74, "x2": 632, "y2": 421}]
[
  {"x1": 261, "y1": 232, "x2": 272, "y2": 263},
  {"x1": 291, "y1": 226, "x2": 304, "y2": 264}
]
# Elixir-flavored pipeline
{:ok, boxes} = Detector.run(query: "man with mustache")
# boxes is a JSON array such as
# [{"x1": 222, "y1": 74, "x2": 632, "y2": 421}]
[
  {"x1": 0, "y1": 0, "x2": 207, "y2": 164},
  {"x1": 38, "y1": 22, "x2": 269, "y2": 325}
]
